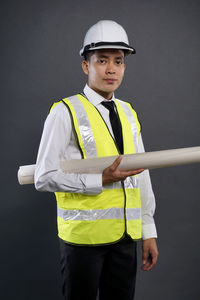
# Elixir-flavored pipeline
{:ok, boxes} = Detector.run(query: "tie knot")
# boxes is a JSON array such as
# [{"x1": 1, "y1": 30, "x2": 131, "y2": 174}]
[{"x1": 101, "y1": 101, "x2": 115, "y2": 111}]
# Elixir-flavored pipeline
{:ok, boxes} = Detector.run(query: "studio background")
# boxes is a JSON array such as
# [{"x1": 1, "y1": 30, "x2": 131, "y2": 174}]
[{"x1": 1, "y1": 0, "x2": 200, "y2": 299}]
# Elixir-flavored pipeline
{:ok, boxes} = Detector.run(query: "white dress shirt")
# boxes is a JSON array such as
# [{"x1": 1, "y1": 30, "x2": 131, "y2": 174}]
[{"x1": 35, "y1": 84, "x2": 157, "y2": 239}]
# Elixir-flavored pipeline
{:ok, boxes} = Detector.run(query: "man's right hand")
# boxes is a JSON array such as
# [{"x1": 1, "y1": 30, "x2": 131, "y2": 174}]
[{"x1": 102, "y1": 156, "x2": 144, "y2": 185}]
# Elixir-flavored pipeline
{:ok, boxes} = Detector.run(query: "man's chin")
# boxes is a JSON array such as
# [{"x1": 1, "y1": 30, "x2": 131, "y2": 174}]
[{"x1": 102, "y1": 85, "x2": 119, "y2": 94}]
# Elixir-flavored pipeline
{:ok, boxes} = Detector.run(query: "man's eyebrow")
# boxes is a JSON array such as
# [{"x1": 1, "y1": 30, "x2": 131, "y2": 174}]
[
  {"x1": 97, "y1": 55, "x2": 124, "y2": 59},
  {"x1": 115, "y1": 56, "x2": 124, "y2": 60},
  {"x1": 97, "y1": 55, "x2": 109, "y2": 59}
]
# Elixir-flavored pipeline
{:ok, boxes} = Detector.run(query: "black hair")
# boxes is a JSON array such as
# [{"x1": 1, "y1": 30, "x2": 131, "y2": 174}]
[{"x1": 83, "y1": 50, "x2": 95, "y2": 61}]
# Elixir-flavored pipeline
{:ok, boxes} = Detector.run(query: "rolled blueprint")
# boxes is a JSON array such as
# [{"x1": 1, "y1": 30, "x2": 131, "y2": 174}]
[
  {"x1": 18, "y1": 164, "x2": 36, "y2": 185},
  {"x1": 18, "y1": 146, "x2": 200, "y2": 185}
]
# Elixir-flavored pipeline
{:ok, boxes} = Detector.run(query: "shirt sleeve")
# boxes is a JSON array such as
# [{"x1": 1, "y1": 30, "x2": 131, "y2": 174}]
[
  {"x1": 34, "y1": 103, "x2": 102, "y2": 195},
  {"x1": 138, "y1": 134, "x2": 158, "y2": 240}
]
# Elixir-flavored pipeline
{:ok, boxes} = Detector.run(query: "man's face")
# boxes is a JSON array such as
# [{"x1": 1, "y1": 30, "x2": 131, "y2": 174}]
[{"x1": 82, "y1": 49, "x2": 126, "y2": 100}]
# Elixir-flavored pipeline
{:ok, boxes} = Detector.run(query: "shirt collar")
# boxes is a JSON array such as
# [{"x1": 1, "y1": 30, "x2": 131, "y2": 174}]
[{"x1": 83, "y1": 84, "x2": 115, "y2": 106}]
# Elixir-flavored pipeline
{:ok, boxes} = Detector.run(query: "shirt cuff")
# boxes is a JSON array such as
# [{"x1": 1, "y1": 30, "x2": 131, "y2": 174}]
[
  {"x1": 142, "y1": 223, "x2": 157, "y2": 240},
  {"x1": 84, "y1": 173, "x2": 103, "y2": 195}
]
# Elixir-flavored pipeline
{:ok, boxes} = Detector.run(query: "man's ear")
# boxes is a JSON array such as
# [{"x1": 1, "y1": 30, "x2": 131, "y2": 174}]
[{"x1": 82, "y1": 60, "x2": 89, "y2": 75}]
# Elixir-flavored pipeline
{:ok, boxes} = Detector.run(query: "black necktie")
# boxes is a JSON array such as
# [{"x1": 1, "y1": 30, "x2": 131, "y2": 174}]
[{"x1": 101, "y1": 101, "x2": 123, "y2": 154}]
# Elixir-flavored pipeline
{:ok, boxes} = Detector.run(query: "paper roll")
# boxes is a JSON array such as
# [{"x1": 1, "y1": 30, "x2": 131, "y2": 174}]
[
  {"x1": 18, "y1": 146, "x2": 200, "y2": 185},
  {"x1": 18, "y1": 164, "x2": 35, "y2": 185}
]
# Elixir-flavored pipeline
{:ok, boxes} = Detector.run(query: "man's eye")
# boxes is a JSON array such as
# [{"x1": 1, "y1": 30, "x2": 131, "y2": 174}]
[
  {"x1": 99, "y1": 59, "x2": 106, "y2": 64},
  {"x1": 116, "y1": 60, "x2": 122, "y2": 65}
]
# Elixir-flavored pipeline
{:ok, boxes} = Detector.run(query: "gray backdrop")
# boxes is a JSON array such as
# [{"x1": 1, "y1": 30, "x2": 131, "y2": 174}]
[{"x1": 1, "y1": 0, "x2": 200, "y2": 299}]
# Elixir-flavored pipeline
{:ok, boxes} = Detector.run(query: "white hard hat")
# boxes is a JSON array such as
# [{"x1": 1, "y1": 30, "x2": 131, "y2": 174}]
[{"x1": 79, "y1": 20, "x2": 136, "y2": 57}]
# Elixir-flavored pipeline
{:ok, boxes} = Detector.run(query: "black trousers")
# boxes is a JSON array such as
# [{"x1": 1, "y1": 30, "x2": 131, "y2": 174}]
[{"x1": 59, "y1": 235, "x2": 137, "y2": 300}]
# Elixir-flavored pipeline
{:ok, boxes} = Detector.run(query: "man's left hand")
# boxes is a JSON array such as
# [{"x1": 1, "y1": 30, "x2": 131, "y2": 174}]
[{"x1": 142, "y1": 238, "x2": 158, "y2": 271}]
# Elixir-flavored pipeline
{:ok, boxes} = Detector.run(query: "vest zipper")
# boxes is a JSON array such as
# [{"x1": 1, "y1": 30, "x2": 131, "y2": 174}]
[{"x1": 121, "y1": 181, "x2": 127, "y2": 234}]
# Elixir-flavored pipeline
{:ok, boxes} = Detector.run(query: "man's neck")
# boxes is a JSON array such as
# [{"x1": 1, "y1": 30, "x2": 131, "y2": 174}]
[{"x1": 88, "y1": 85, "x2": 113, "y2": 100}]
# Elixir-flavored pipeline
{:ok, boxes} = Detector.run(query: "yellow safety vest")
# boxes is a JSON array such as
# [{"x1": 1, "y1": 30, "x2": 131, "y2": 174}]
[{"x1": 51, "y1": 94, "x2": 141, "y2": 245}]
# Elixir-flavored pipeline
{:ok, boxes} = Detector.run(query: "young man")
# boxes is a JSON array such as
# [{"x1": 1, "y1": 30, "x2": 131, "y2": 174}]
[{"x1": 35, "y1": 20, "x2": 158, "y2": 300}]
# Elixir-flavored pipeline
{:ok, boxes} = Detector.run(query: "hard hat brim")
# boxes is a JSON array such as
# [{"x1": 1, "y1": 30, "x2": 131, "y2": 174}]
[{"x1": 80, "y1": 42, "x2": 136, "y2": 56}]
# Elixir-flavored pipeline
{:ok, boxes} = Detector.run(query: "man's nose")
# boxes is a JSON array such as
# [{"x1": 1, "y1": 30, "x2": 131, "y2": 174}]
[{"x1": 105, "y1": 62, "x2": 115, "y2": 74}]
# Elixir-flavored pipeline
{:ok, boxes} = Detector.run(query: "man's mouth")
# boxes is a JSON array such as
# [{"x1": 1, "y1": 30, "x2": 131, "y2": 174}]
[{"x1": 104, "y1": 78, "x2": 117, "y2": 83}]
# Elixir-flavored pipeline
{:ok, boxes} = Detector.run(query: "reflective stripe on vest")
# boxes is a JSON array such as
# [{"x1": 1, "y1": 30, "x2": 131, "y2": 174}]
[
  {"x1": 116, "y1": 99, "x2": 139, "y2": 153},
  {"x1": 57, "y1": 206, "x2": 141, "y2": 221},
  {"x1": 52, "y1": 94, "x2": 142, "y2": 245},
  {"x1": 66, "y1": 95, "x2": 98, "y2": 158}
]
